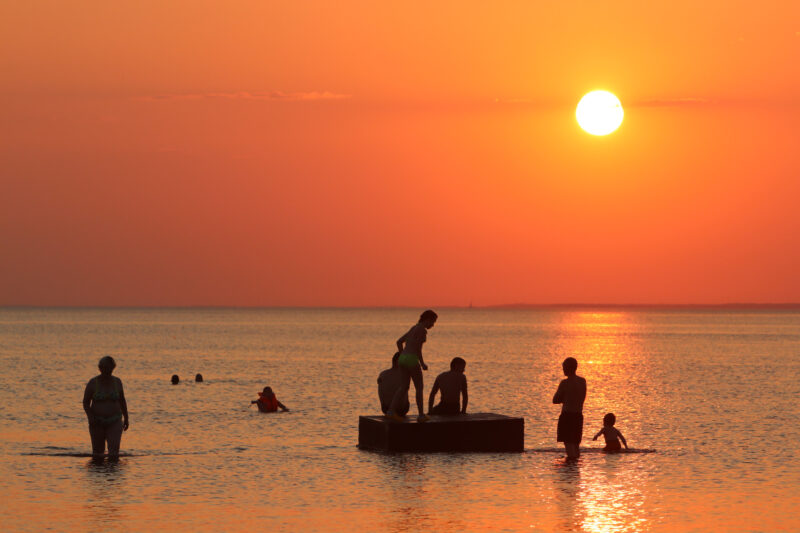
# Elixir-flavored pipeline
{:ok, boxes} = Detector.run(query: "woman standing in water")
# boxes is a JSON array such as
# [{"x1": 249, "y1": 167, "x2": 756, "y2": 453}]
[
  {"x1": 387, "y1": 310, "x2": 437, "y2": 423},
  {"x1": 83, "y1": 356, "x2": 129, "y2": 459}
]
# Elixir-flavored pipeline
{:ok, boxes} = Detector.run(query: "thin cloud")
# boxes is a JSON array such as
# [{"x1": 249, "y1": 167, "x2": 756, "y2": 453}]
[
  {"x1": 495, "y1": 97, "x2": 536, "y2": 104},
  {"x1": 494, "y1": 96, "x2": 716, "y2": 107},
  {"x1": 635, "y1": 97, "x2": 714, "y2": 107},
  {"x1": 136, "y1": 90, "x2": 351, "y2": 102}
]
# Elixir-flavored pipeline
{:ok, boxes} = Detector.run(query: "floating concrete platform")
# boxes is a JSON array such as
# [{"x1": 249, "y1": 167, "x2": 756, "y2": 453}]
[{"x1": 358, "y1": 413, "x2": 524, "y2": 452}]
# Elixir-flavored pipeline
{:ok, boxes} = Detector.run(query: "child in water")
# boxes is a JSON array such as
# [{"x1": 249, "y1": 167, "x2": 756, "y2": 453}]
[
  {"x1": 252, "y1": 387, "x2": 289, "y2": 412},
  {"x1": 593, "y1": 413, "x2": 628, "y2": 452}
]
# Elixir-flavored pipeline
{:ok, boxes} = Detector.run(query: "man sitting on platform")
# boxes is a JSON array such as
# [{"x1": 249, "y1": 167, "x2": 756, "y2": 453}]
[
  {"x1": 378, "y1": 352, "x2": 410, "y2": 417},
  {"x1": 428, "y1": 357, "x2": 468, "y2": 415}
]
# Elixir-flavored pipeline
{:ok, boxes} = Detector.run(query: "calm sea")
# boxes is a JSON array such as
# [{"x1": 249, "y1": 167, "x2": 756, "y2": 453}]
[{"x1": 0, "y1": 308, "x2": 798, "y2": 532}]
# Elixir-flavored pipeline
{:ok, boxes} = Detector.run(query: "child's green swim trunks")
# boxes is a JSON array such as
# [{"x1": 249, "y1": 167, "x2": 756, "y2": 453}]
[{"x1": 398, "y1": 352, "x2": 420, "y2": 368}]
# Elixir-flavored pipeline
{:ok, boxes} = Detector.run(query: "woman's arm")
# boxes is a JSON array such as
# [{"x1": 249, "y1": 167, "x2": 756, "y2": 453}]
[
  {"x1": 277, "y1": 401, "x2": 289, "y2": 412},
  {"x1": 461, "y1": 377, "x2": 468, "y2": 413},
  {"x1": 117, "y1": 378, "x2": 129, "y2": 430},
  {"x1": 82, "y1": 379, "x2": 94, "y2": 421},
  {"x1": 396, "y1": 331, "x2": 408, "y2": 353}
]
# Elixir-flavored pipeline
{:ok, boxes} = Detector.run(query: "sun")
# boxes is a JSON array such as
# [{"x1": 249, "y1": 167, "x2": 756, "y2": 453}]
[{"x1": 576, "y1": 90, "x2": 624, "y2": 136}]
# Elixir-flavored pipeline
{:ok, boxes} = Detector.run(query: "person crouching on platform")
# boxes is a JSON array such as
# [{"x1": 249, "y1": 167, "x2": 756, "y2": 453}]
[
  {"x1": 428, "y1": 357, "x2": 468, "y2": 415},
  {"x1": 378, "y1": 352, "x2": 410, "y2": 417},
  {"x1": 552, "y1": 357, "x2": 586, "y2": 459}
]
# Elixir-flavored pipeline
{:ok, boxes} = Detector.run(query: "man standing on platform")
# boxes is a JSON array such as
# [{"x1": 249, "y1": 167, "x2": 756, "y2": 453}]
[{"x1": 552, "y1": 357, "x2": 586, "y2": 459}]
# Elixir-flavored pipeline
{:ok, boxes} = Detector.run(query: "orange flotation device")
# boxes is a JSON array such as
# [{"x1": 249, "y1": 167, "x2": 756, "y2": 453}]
[{"x1": 257, "y1": 392, "x2": 279, "y2": 412}]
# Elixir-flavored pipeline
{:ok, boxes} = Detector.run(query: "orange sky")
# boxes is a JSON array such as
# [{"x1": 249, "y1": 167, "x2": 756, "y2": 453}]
[{"x1": 1, "y1": 1, "x2": 799, "y2": 306}]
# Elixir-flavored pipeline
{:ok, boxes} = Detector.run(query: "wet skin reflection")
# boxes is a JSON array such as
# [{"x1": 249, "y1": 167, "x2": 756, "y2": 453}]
[
  {"x1": 83, "y1": 458, "x2": 129, "y2": 527},
  {"x1": 552, "y1": 457, "x2": 585, "y2": 530}
]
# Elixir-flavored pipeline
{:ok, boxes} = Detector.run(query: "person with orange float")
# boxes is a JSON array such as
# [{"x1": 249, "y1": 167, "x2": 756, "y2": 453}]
[{"x1": 252, "y1": 386, "x2": 289, "y2": 412}]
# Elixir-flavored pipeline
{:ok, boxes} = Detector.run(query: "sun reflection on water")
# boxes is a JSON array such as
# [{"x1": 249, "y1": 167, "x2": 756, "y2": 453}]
[
  {"x1": 551, "y1": 311, "x2": 643, "y2": 366},
  {"x1": 543, "y1": 454, "x2": 653, "y2": 533},
  {"x1": 543, "y1": 311, "x2": 653, "y2": 532},
  {"x1": 548, "y1": 311, "x2": 651, "y2": 447},
  {"x1": 578, "y1": 457, "x2": 650, "y2": 532}
]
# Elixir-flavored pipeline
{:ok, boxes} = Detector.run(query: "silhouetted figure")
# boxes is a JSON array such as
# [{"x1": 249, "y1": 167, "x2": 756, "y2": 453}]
[
  {"x1": 195, "y1": 373, "x2": 203, "y2": 383},
  {"x1": 593, "y1": 413, "x2": 628, "y2": 452},
  {"x1": 428, "y1": 357, "x2": 468, "y2": 415},
  {"x1": 82, "y1": 356, "x2": 129, "y2": 459},
  {"x1": 378, "y1": 352, "x2": 409, "y2": 416},
  {"x1": 251, "y1": 386, "x2": 289, "y2": 412},
  {"x1": 552, "y1": 357, "x2": 586, "y2": 459},
  {"x1": 171, "y1": 374, "x2": 179, "y2": 385},
  {"x1": 387, "y1": 309, "x2": 438, "y2": 423}
]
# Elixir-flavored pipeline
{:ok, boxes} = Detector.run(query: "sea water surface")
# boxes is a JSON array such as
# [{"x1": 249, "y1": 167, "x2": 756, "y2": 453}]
[{"x1": 0, "y1": 308, "x2": 798, "y2": 532}]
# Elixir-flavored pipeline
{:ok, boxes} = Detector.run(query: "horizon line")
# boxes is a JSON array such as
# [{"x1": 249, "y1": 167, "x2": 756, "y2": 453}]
[{"x1": 2, "y1": 302, "x2": 800, "y2": 310}]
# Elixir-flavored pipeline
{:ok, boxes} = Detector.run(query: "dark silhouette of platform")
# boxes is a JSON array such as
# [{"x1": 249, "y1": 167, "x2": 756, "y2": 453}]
[{"x1": 358, "y1": 413, "x2": 524, "y2": 452}]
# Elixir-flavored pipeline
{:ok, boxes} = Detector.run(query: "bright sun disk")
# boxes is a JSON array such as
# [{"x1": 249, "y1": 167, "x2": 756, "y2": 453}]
[{"x1": 576, "y1": 90, "x2": 624, "y2": 135}]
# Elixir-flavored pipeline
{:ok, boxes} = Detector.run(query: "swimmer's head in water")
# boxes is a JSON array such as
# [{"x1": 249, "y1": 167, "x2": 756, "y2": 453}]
[
  {"x1": 98, "y1": 356, "x2": 116, "y2": 374},
  {"x1": 262, "y1": 386, "x2": 273, "y2": 396},
  {"x1": 562, "y1": 357, "x2": 578, "y2": 376},
  {"x1": 450, "y1": 357, "x2": 466, "y2": 372},
  {"x1": 419, "y1": 309, "x2": 438, "y2": 327},
  {"x1": 603, "y1": 413, "x2": 616, "y2": 427},
  {"x1": 171, "y1": 374, "x2": 180, "y2": 384},
  {"x1": 195, "y1": 373, "x2": 203, "y2": 382}
]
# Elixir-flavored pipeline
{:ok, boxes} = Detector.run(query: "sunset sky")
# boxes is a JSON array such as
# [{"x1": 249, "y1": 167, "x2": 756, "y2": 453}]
[{"x1": 1, "y1": 1, "x2": 798, "y2": 306}]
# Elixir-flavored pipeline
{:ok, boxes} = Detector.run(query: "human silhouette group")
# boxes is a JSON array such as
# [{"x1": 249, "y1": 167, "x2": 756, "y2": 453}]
[{"x1": 82, "y1": 308, "x2": 627, "y2": 460}]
